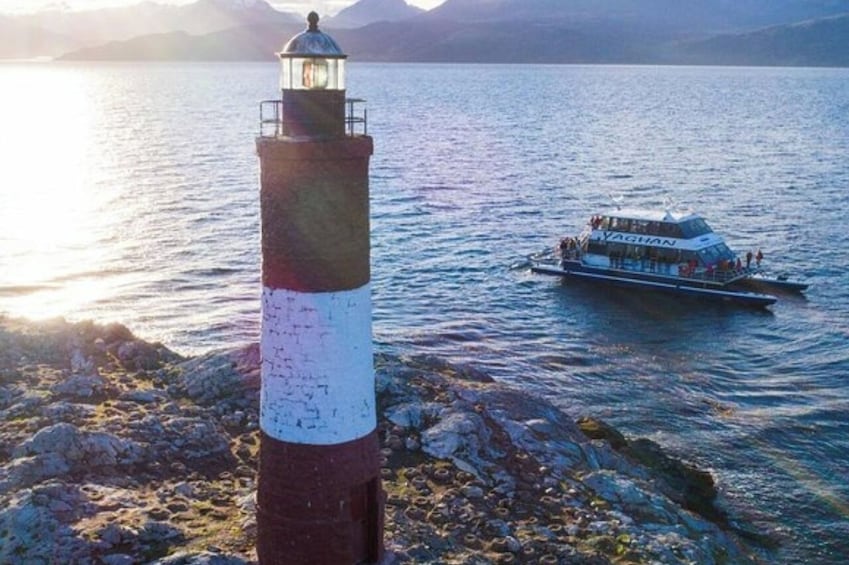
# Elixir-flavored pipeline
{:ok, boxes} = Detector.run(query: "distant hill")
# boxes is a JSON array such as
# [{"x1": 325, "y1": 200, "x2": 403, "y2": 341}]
[
  {"x1": 326, "y1": 0, "x2": 424, "y2": 29},
  {"x1": 335, "y1": 18, "x2": 653, "y2": 63},
  {"x1": 0, "y1": 15, "x2": 77, "y2": 60},
  {"x1": 29, "y1": 0, "x2": 297, "y2": 39},
  {"x1": 59, "y1": 23, "x2": 300, "y2": 62},
  {"x1": 0, "y1": 0, "x2": 299, "y2": 60},
  {"x1": 426, "y1": 0, "x2": 849, "y2": 32},
  {"x1": 674, "y1": 13, "x2": 849, "y2": 67}
]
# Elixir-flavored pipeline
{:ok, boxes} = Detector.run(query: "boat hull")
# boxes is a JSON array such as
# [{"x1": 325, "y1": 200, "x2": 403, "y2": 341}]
[
  {"x1": 730, "y1": 275, "x2": 809, "y2": 294},
  {"x1": 532, "y1": 261, "x2": 778, "y2": 307}
]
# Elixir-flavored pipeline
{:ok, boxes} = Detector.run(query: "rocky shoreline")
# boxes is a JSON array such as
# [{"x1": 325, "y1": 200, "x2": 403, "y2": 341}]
[{"x1": 0, "y1": 316, "x2": 765, "y2": 564}]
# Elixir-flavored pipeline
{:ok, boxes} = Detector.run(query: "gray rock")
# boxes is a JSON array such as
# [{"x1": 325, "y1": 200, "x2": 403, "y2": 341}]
[
  {"x1": 102, "y1": 554, "x2": 136, "y2": 565},
  {"x1": 420, "y1": 410, "x2": 491, "y2": 473},
  {"x1": 161, "y1": 417, "x2": 231, "y2": 459},
  {"x1": 115, "y1": 339, "x2": 167, "y2": 370},
  {"x1": 51, "y1": 373, "x2": 108, "y2": 398},
  {"x1": 0, "y1": 485, "x2": 88, "y2": 565},
  {"x1": 40, "y1": 400, "x2": 97, "y2": 421},
  {"x1": 12, "y1": 423, "x2": 143, "y2": 470},
  {"x1": 120, "y1": 389, "x2": 166, "y2": 404},
  {"x1": 138, "y1": 519, "x2": 182, "y2": 542},
  {"x1": 70, "y1": 348, "x2": 95, "y2": 374},
  {"x1": 13, "y1": 423, "x2": 84, "y2": 460},
  {"x1": 177, "y1": 351, "x2": 245, "y2": 405},
  {"x1": 385, "y1": 401, "x2": 443, "y2": 430},
  {"x1": 0, "y1": 453, "x2": 70, "y2": 493},
  {"x1": 150, "y1": 551, "x2": 250, "y2": 565}
]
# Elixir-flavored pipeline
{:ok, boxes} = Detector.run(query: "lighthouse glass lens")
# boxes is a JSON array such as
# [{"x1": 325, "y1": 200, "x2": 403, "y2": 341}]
[
  {"x1": 280, "y1": 58, "x2": 294, "y2": 90},
  {"x1": 332, "y1": 59, "x2": 345, "y2": 90},
  {"x1": 280, "y1": 57, "x2": 344, "y2": 90},
  {"x1": 303, "y1": 58, "x2": 329, "y2": 89}
]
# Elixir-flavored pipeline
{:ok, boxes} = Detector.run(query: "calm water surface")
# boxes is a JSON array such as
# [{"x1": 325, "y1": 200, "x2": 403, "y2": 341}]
[{"x1": 1, "y1": 62, "x2": 848, "y2": 563}]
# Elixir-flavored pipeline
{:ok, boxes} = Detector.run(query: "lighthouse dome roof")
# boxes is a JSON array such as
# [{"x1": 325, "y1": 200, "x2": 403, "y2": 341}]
[{"x1": 281, "y1": 12, "x2": 345, "y2": 58}]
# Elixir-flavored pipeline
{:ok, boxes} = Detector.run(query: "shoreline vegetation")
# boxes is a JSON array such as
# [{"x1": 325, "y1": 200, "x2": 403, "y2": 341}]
[{"x1": 0, "y1": 316, "x2": 770, "y2": 564}]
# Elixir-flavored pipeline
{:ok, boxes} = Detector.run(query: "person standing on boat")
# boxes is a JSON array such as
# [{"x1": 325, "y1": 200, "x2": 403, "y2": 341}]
[
  {"x1": 756, "y1": 249, "x2": 764, "y2": 267},
  {"x1": 746, "y1": 250, "x2": 753, "y2": 269}
]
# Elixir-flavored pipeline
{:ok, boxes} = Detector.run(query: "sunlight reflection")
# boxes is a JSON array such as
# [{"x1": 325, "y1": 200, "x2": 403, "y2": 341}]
[{"x1": 0, "y1": 65, "x2": 109, "y2": 316}]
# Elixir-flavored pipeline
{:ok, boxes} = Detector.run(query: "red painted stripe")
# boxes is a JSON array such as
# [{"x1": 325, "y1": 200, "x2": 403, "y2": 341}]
[
  {"x1": 257, "y1": 430, "x2": 385, "y2": 564},
  {"x1": 258, "y1": 137, "x2": 373, "y2": 293}
]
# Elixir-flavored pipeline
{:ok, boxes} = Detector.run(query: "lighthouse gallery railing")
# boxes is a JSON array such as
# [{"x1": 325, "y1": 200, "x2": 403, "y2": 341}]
[{"x1": 259, "y1": 98, "x2": 367, "y2": 138}]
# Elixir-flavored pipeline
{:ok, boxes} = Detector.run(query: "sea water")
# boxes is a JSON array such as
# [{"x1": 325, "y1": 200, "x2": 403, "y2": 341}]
[{"x1": 1, "y1": 61, "x2": 848, "y2": 563}]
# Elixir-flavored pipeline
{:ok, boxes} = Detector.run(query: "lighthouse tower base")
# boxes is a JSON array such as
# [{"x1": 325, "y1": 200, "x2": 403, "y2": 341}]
[{"x1": 257, "y1": 431, "x2": 384, "y2": 564}]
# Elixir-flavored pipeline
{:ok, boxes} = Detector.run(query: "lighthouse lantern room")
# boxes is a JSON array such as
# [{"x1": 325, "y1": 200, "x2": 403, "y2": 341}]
[{"x1": 277, "y1": 12, "x2": 346, "y2": 138}]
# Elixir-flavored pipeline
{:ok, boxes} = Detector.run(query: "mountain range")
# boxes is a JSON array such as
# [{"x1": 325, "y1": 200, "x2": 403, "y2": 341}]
[
  {"x1": 1, "y1": 0, "x2": 848, "y2": 66},
  {"x1": 0, "y1": 0, "x2": 298, "y2": 60}
]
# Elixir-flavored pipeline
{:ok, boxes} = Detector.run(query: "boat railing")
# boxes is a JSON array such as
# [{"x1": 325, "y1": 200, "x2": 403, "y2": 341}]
[
  {"x1": 688, "y1": 267, "x2": 758, "y2": 284},
  {"x1": 573, "y1": 254, "x2": 762, "y2": 285}
]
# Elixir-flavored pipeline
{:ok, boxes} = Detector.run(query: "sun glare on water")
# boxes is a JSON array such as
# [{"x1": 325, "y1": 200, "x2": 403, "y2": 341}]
[{"x1": 0, "y1": 65, "x2": 116, "y2": 319}]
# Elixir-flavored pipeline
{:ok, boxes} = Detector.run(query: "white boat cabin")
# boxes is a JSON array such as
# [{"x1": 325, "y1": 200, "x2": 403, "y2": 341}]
[{"x1": 565, "y1": 209, "x2": 748, "y2": 281}]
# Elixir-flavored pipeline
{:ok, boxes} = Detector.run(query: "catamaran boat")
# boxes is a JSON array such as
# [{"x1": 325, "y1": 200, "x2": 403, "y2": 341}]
[{"x1": 531, "y1": 208, "x2": 808, "y2": 307}]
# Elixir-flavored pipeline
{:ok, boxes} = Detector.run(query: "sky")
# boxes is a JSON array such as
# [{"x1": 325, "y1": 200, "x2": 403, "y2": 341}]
[{"x1": 0, "y1": 0, "x2": 446, "y2": 16}]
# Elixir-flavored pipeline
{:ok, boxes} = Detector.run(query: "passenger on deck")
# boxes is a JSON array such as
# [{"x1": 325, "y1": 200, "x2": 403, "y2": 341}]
[
  {"x1": 756, "y1": 249, "x2": 764, "y2": 267},
  {"x1": 746, "y1": 250, "x2": 753, "y2": 269}
]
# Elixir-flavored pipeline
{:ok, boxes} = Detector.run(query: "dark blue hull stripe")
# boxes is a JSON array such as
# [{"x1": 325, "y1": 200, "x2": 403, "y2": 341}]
[{"x1": 531, "y1": 263, "x2": 777, "y2": 306}]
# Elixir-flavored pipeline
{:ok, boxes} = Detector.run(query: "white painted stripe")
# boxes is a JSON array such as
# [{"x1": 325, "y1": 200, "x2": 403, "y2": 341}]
[{"x1": 260, "y1": 284, "x2": 376, "y2": 445}]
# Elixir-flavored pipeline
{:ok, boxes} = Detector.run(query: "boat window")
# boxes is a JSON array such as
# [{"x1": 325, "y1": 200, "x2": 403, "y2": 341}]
[
  {"x1": 587, "y1": 241, "x2": 606, "y2": 255},
  {"x1": 657, "y1": 248, "x2": 681, "y2": 262},
  {"x1": 679, "y1": 218, "x2": 712, "y2": 238},
  {"x1": 658, "y1": 223, "x2": 682, "y2": 238},
  {"x1": 605, "y1": 217, "x2": 694, "y2": 239},
  {"x1": 607, "y1": 243, "x2": 627, "y2": 255},
  {"x1": 716, "y1": 243, "x2": 735, "y2": 261},
  {"x1": 698, "y1": 244, "x2": 734, "y2": 264},
  {"x1": 681, "y1": 251, "x2": 699, "y2": 265},
  {"x1": 699, "y1": 246, "x2": 720, "y2": 264}
]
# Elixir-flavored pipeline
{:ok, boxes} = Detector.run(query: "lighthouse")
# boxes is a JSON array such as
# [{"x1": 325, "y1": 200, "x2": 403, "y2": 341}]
[{"x1": 255, "y1": 12, "x2": 383, "y2": 564}]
